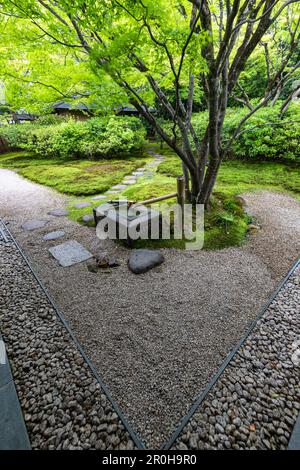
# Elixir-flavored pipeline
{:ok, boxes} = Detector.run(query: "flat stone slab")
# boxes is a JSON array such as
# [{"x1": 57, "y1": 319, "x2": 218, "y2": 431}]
[
  {"x1": 91, "y1": 195, "x2": 107, "y2": 200},
  {"x1": 106, "y1": 190, "x2": 120, "y2": 194},
  {"x1": 132, "y1": 172, "x2": 144, "y2": 177},
  {"x1": 123, "y1": 179, "x2": 136, "y2": 185},
  {"x1": 43, "y1": 230, "x2": 65, "y2": 241},
  {"x1": 128, "y1": 249, "x2": 164, "y2": 274},
  {"x1": 82, "y1": 215, "x2": 94, "y2": 223},
  {"x1": 48, "y1": 209, "x2": 68, "y2": 217},
  {"x1": 21, "y1": 219, "x2": 48, "y2": 231},
  {"x1": 49, "y1": 240, "x2": 93, "y2": 267},
  {"x1": 74, "y1": 202, "x2": 91, "y2": 209},
  {"x1": 111, "y1": 185, "x2": 127, "y2": 190}
]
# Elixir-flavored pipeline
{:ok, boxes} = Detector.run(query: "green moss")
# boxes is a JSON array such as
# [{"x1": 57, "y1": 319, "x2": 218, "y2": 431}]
[
  {"x1": 158, "y1": 151, "x2": 300, "y2": 199},
  {"x1": 0, "y1": 151, "x2": 150, "y2": 196}
]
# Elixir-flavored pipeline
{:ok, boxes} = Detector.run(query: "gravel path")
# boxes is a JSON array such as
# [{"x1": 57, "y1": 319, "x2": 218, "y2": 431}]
[
  {"x1": 0, "y1": 224, "x2": 136, "y2": 450},
  {"x1": 172, "y1": 264, "x2": 300, "y2": 450},
  {"x1": 0, "y1": 168, "x2": 299, "y2": 448}
]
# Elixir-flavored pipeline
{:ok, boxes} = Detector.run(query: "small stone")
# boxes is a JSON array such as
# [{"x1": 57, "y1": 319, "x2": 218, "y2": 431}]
[
  {"x1": 91, "y1": 195, "x2": 107, "y2": 200},
  {"x1": 43, "y1": 231, "x2": 65, "y2": 241},
  {"x1": 74, "y1": 202, "x2": 91, "y2": 209},
  {"x1": 48, "y1": 209, "x2": 68, "y2": 217},
  {"x1": 82, "y1": 215, "x2": 94, "y2": 223},
  {"x1": 21, "y1": 219, "x2": 48, "y2": 231},
  {"x1": 111, "y1": 185, "x2": 127, "y2": 190}
]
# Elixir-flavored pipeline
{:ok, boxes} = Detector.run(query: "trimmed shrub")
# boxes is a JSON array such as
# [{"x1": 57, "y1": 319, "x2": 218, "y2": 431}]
[{"x1": 0, "y1": 115, "x2": 146, "y2": 159}]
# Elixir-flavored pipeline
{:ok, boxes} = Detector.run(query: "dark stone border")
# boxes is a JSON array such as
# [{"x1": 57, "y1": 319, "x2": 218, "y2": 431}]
[
  {"x1": 162, "y1": 256, "x2": 300, "y2": 450},
  {"x1": 0, "y1": 219, "x2": 146, "y2": 450},
  {"x1": 0, "y1": 333, "x2": 31, "y2": 450},
  {"x1": 288, "y1": 413, "x2": 300, "y2": 450}
]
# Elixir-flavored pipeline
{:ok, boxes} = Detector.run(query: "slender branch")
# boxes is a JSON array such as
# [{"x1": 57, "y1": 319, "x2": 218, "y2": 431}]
[{"x1": 2, "y1": 72, "x2": 74, "y2": 98}]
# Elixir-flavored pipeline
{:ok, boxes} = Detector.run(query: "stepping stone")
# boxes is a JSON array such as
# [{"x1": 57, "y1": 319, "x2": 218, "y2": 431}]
[
  {"x1": 123, "y1": 180, "x2": 136, "y2": 185},
  {"x1": 21, "y1": 219, "x2": 48, "y2": 231},
  {"x1": 136, "y1": 168, "x2": 146, "y2": 171},
  {"x1": 82, "y1": 215, "x2": 94, "y2": 223},
  {"x1": 128, "y1": 249, "x2": 164, "y2": 274},
  {"x1": 111, "y1": 185, "x2": 127, "y2": 190},
  {"x1": 132, "y1": 172, "x2": 144, "y2": 177},
  {"x1": 74, "y1": 202, "x2": 91, "y2": 209},
  {"x1": 91, "y1": 195, "x2": 107, "y2": 201},
  {"x1": 106, "y1": 190, "x2": 120, "y2": 194},
  {"x1": 49, "y1": 240, "x2": 93, "y2": 267},
  {"x1": 48, "y1": 209, "x2": 68, "y2": 217},
  {"x1": 43, "y1": 230, "x2": 65, "y2": 241}
]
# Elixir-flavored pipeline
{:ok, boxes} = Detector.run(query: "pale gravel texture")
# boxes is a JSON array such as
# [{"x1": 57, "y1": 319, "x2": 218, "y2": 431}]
[
  {"x1": 0, "y1": 168, "x2": 299, "y2": 448},
  {"x1": 172, "y1": 265, "x2": 300, "y2": 450}
]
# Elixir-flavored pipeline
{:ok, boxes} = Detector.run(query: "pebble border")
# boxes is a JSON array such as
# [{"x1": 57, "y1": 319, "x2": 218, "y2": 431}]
[{"x1": 0, "y1": 219, "x2": 145, "y2": 450}]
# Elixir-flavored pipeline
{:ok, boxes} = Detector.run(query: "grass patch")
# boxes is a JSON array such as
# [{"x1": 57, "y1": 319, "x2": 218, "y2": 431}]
[{"x1": 158, "y1": 148, "x2": 300, "y2": 199}]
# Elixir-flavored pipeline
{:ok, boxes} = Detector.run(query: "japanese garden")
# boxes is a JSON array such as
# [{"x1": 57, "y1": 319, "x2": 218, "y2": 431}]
[{"x1": 0, "y1": 0, "x2": 299, "y2": 456}]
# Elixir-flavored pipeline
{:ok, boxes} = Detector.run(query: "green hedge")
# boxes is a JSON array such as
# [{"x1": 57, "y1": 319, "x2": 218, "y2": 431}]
[{"x1": 0, "y1": 115, "x2": 146, "y2": 159}]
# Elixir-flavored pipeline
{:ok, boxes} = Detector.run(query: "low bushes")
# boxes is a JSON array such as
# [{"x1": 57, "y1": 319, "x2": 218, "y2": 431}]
[
  {"x1": 159, "y1": 102, "x2": 300, "y2": 163},
  {"x1": 0, "y1": 115, "x2": 146, "y2": 159},
  {"x1": 220, "y1": 103, "x2": 299, "y2": 162}
]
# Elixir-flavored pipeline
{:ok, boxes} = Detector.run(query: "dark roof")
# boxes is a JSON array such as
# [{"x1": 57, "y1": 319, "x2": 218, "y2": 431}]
[
  {"x1": 116, "y1": 106, "x2": 157, "y2": 113},
  {"x1": 12, "y1": 113, "x2": 35, "y2": 121},
  {"x1": 53, "y1": 101, "x2": 90, "y2": 111}
]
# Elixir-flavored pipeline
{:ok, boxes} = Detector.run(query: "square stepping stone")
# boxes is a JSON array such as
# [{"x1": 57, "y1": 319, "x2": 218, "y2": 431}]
[
  {"x1": 43, "y1": 230, "x2": 65, "y2": 241},
  {"x1": 48, "y1": 209, "x2": 68, "y2": 217},
  {"x1": 74, "y1": 202, "x2": 91, "y2": 209},
  {"x1": 21, "y1": 219, "x2": 48, "y2": 231},
  {"x1": 49, "y1": 240, "x2": 93, "y2": 267}
]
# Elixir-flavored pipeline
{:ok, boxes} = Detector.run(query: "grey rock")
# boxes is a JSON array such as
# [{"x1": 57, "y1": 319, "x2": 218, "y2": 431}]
[
  {"x1": 111, "y1": 185, "x2": 127, "y2": 190},
  {"x1": 48, "y1": 209, "x2": 68, "y2": 217},
  {"x1": 91, "y1": 195, "x2": 107, "y2": 201},
  {"x1": 82, "y1": 215, "x2": 94, "y2": 223},
  {"x1": 43, "y1": 231, "x2": 65, "y2": 241},
  {"x1": 21, "y1": 219, "x2": 48, "y2": 231},
  {"x1": 128, "y1": 249, "x2": 164, "y2": 274},
  {"x1": 74, "y1": 202, "x2": 91, "y2": 209}
]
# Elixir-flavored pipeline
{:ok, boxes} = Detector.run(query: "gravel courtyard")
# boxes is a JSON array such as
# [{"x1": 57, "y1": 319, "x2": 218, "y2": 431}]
[{"x1": 0, "y1": 168, "x2": 299, "y2": 448}]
